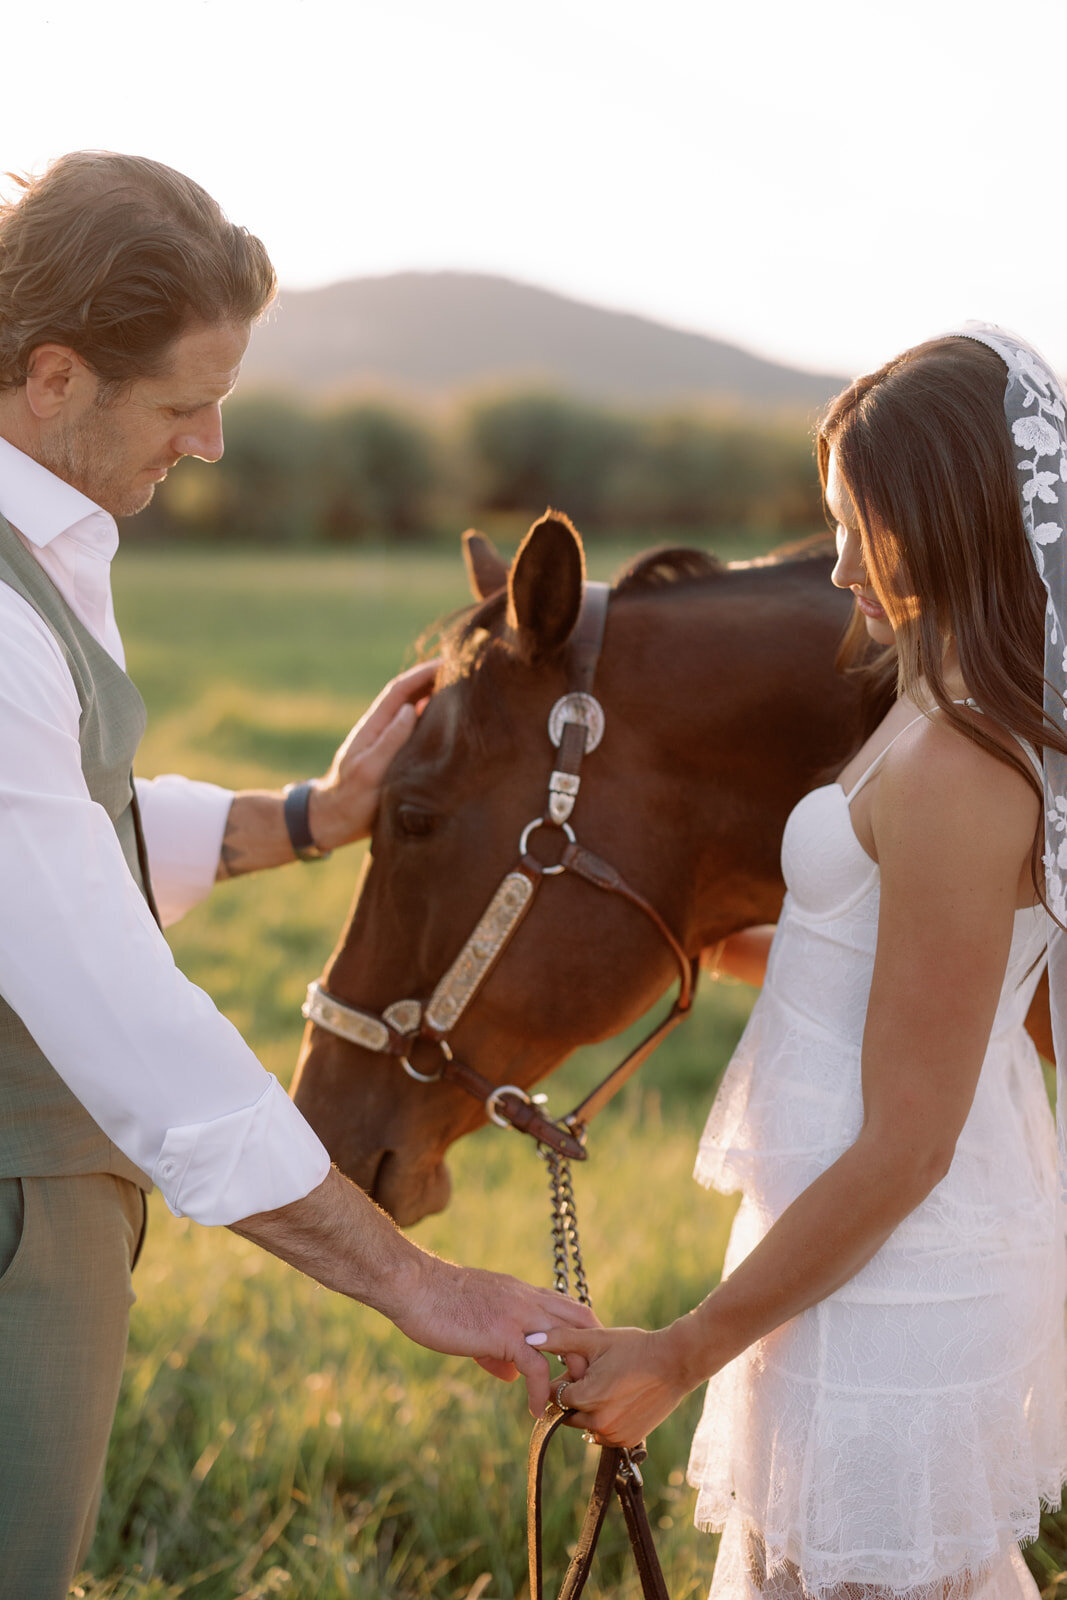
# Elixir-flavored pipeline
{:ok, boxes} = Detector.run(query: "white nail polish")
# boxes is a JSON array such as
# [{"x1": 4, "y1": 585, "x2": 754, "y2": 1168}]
[{"x1": 525, "y1": 1332, "x2": 548, "y2": 1345}]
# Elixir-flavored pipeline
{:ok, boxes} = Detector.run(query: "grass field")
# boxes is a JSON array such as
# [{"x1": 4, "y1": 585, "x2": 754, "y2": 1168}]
[{"x1": 76, "y1": 537, "x2": 1067, "y2": 1599}]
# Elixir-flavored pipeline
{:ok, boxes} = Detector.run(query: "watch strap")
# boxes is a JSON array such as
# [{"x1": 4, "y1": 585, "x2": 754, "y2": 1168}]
[{"x1": 283, "y1": 781, "x2": 332, "y2": 861}]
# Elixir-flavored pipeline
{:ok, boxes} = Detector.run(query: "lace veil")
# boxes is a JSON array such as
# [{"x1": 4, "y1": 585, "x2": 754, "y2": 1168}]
[{"x1": 948, "y1": 322, "x2": 1067, "y2": 1183}]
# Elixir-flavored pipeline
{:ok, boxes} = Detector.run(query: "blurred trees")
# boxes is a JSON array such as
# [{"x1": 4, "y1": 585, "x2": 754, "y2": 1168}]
[
  {"x1": 465, "y1": 395, "x2": 639, "y2": 524},
  {"x1": 137, "y1": 389, "x2": 825, "y2": 543}
]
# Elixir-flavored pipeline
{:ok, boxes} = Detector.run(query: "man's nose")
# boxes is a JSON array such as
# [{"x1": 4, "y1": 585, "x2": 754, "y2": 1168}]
[{"x1": 176, "y1": 406, "x2": 224, "y2": 464}]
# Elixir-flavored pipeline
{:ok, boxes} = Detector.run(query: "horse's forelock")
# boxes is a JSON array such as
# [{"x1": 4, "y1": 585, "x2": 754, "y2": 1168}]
[
  {"x1": 419, "y1": 592, "x2": 508, "y2": 683},
  {"x1": 423, "y1": 592, "x2": 516, "y2": 757}
]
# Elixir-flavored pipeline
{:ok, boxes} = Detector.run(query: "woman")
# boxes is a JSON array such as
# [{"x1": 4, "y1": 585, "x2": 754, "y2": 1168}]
[{"x1": 533, "y1": 325, "x2": 1067, "y2": 1600}]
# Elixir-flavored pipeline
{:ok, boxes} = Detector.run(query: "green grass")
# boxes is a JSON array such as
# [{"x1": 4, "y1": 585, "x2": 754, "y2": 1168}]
[{"x1": 71, "y1": 540, "x2": 1067, "y2": 1599}]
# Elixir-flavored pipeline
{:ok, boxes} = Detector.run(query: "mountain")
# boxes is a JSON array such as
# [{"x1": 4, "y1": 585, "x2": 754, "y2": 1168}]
[{"x1": 240, "y1": 271, "x2": 845, "y2": 411}]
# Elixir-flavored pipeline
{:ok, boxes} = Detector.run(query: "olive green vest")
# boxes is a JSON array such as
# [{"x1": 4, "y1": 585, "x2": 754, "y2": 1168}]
[{"x1": 0, "y1": 515, "x2": 152, "y2": 1187}]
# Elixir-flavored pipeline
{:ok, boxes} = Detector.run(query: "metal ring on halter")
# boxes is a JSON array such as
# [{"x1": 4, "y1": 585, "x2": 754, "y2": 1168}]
[
  {"x1": 486, "y1": 1082, "x2": 533, "y2": 1127},
  {"x1": 400, "y1": 1038, "x2": 454, "y2": 1083},
  {"x1": 518, "y1": 817, "x2": 576, "y2": 875}
]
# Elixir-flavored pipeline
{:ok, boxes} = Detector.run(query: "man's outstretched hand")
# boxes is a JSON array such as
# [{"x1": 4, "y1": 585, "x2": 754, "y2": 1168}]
[
  {"x1": 309, "y1": 659, "x2": 439, "y2": 849},
  {"x1": 232, "y1": 1167, "x2": 597, "y2": 1418},
  {"x1": 393, "y1": 1256, "x2": 599, "y2": 1416},
  {"x1": 216, "y1": 660, "x2": 439, "y2": 880}
]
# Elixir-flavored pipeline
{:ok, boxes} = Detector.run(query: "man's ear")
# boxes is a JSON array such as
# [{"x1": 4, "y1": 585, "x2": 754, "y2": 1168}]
[{"x1": 24, "y1": 344, "x2": 94, "y2": 421}]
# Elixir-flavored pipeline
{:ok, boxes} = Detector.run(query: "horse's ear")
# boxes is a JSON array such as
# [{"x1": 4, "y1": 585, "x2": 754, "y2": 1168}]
[
  {"x1": 462, "y1": 528, "x2": 508, "y2": 599},
  {"x1": 507, "y1": 510, "x2": 586, "y2": 663}
]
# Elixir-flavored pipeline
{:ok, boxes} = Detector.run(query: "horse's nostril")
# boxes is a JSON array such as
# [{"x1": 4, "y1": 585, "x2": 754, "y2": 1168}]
[{"x1": 372, "y1": 1150, "x2": 452, "y2": 1226}]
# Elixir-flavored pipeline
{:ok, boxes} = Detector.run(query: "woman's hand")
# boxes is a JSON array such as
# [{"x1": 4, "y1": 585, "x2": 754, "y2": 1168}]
[{"x1": 532, "y1": 1322, "x2": 699, "y2": 1448}]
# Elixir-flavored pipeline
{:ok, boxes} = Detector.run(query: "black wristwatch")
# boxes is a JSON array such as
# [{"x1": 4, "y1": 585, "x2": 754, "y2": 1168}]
[{"x1": 283, "y1": 781, "x2": 332, "y2": 862}]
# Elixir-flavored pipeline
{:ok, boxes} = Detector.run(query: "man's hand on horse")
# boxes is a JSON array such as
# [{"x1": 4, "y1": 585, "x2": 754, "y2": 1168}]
[{"x1": 309, "y1": 659, "x2": 439, "y2": 849}]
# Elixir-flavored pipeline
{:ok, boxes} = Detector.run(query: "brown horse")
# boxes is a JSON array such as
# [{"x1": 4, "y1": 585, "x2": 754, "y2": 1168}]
[{"x1": 291, "y1": 512, "x2": 880, "y2": 1224}]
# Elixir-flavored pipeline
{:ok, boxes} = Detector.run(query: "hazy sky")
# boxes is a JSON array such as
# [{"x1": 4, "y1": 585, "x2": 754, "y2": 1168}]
[{"x1": 5, "y1": 0, "x2": 1065, "y2": 379}]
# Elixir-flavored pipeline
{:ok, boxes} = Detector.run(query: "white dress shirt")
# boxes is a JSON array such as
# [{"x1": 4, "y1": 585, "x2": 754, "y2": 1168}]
[{"x1": 0, "y1": 436, "x2": 330, "y2": 1225}]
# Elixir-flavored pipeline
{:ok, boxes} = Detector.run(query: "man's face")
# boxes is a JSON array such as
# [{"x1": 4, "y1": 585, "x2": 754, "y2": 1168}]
[{"x1": 38, "y1": 320, "x2": 249, "y2": 518}]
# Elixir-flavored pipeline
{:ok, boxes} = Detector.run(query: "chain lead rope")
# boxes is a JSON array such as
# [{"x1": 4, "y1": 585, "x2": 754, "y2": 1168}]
[
  {"x1": 541, "y1": 1141, "x2": 592, "y2": 1309},
  {"x1": 534, "y1": 1133, "x2": 671, "y2": 1600}
]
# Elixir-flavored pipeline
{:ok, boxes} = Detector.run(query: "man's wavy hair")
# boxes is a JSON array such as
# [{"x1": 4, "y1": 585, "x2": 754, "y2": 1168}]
[{"x1": 0, "y1": 151, "x2": 276, "y2": 393}]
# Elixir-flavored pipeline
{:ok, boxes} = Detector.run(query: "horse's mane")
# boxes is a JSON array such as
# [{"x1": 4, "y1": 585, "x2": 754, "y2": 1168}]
[
  {"x1": 612, "y1": 533, "x2": 833, "y2": 593},
  {"x1": 426, "y1": 534, "x2": 837, "y2": 723},
  {"x1": 424, "y1": 550, "x2": 725, "y2": 683},
  {"x1": 611, "y1": 545, "x2": 725, "y2": 594}
]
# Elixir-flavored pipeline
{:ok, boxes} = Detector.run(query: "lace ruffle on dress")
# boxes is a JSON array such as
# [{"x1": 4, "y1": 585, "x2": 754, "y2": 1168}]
[{"x1": 688, "y1": 752, "x2": 1067, "y2": 1600}]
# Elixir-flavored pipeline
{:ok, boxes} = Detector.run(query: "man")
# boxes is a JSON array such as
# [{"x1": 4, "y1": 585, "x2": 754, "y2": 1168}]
[{"x1": 0, "y1": 151, "x2": 590, "y2": 1599}]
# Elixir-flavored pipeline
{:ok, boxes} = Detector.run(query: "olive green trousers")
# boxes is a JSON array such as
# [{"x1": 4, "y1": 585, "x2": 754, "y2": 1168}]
[{"x1": 0, "y1": 1173, "x2": 146, "y2": 1600}]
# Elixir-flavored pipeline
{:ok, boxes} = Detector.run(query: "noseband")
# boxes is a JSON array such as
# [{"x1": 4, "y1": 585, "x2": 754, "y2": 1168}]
[{"x1": 302, "y1": 580, "x2": 700, "y2": 1159}]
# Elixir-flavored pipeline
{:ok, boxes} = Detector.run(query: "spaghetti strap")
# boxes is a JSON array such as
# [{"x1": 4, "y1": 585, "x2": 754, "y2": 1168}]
[
  {"x1": 959, "y1": 696, "x2": 1044, "y2": 781},
  {"x1": 842, "y1": 698, "x2": 1043, "y2": 804},
  {"x1": 842, "y1": 711, "x2": 928, "y2": 803}
]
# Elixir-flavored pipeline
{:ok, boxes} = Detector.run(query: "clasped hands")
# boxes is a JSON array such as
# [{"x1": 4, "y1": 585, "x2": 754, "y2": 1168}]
[{"x1": 529, "y1": 1319, "x2": 701, "y2": 1449}]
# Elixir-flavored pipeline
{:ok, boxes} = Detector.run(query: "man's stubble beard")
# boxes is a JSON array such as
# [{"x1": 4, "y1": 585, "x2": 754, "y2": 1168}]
[{"x1": 36, "y1": 401, "x2": 155, "y2": 519}]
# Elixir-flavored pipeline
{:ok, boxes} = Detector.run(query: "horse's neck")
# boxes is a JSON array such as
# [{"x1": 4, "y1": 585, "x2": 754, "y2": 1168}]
[{"x1": 604, "y1": 566, "x2": 859, "y2": 947}]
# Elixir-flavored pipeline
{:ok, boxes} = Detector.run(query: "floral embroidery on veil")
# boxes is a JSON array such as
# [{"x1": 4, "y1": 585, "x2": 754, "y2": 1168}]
[{"x1": 953, "y1": 322, "x2": 1067, "y2": 1172}]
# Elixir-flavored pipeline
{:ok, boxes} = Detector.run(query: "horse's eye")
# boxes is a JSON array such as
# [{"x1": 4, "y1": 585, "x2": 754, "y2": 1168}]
[{"x1": 396, "y1": 804, "x2": 437, "y2": 838}]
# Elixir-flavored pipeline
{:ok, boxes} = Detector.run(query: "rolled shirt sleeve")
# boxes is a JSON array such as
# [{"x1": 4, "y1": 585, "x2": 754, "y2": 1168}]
[
  {"x1": 134, "y1": 773, "x2": 233, "y2": 926},
  {"x1": 0, "y1": 586, "x2": 331, "y2": 1225}
]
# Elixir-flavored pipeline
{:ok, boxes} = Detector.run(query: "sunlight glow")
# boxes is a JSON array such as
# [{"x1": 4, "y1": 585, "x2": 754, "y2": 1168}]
[{"x1": 5, "y1": 0, "x2": 1065, "y2": 378}]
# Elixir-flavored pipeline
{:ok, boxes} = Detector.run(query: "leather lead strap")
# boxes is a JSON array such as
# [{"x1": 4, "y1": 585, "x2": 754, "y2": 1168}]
[
  {"x1": 528, "y1": 1405, "x2": 669, "y2": 1600},
  {"x1": 615, "y1": 1465, "x2": 671, "y2": 1600},
  {"x1": 565, "y1": 962, "x2": 698, "y2": 1130},
  {"x1": 560, "y1": 843, "x2": 693, "y2": 1002},
  {"x1": 437, "y1": 1054, "x2": 586, "y2": 1158},
  {"x1": 557, "y1": 1449, "x2": 619, "y2": 1600}
]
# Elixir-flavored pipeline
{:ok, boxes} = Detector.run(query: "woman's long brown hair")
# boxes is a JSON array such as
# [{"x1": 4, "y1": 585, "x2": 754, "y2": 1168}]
[{"x1": 817, "y1": 335, "x2": 1067, "y2": 906}]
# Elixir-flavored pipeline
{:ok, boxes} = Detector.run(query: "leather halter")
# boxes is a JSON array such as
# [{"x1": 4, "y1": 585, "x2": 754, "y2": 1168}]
[{"x1": 302, "y1": 580, "x2": 700, "y2": 1159}]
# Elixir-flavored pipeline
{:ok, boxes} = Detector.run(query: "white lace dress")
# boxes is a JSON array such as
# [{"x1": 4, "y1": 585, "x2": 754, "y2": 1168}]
[{"x1": 688, "y1": 735, "x2": 1067, "y2": 1600}]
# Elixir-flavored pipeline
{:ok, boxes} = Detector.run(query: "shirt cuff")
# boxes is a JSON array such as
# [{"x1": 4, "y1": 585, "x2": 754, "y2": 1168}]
[
  {"x1": 153, "y1": 1076, "x2": 332, "y2": 1225},
  {"x1": 134, "y1": 774, "x2": 234, "y2": 926}
]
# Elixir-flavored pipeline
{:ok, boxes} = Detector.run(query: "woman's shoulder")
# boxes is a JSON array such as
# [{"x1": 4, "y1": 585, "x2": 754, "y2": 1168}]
[
  {"x1": 895, "y1": 698, "x2": 1038, "y2": 778},
  {"x1": 877, "y1": 703, "x2": 1040, "y2": 860}
]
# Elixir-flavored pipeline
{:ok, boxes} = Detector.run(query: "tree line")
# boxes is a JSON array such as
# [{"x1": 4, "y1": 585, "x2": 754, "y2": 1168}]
[{"x1": 137, "y1": 391, "x2": 828, "y2": 543}]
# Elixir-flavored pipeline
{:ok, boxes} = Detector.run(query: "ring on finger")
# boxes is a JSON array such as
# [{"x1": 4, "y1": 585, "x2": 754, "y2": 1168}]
[{"x1": 555, "y1": 1380, "x2": 575, "y2": 1411}]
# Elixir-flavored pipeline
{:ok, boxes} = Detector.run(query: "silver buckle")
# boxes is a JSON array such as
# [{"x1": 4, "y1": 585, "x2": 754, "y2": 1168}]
[{"x1": 485, "y1": 1082, "x2": 532, "y2": 1127}]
